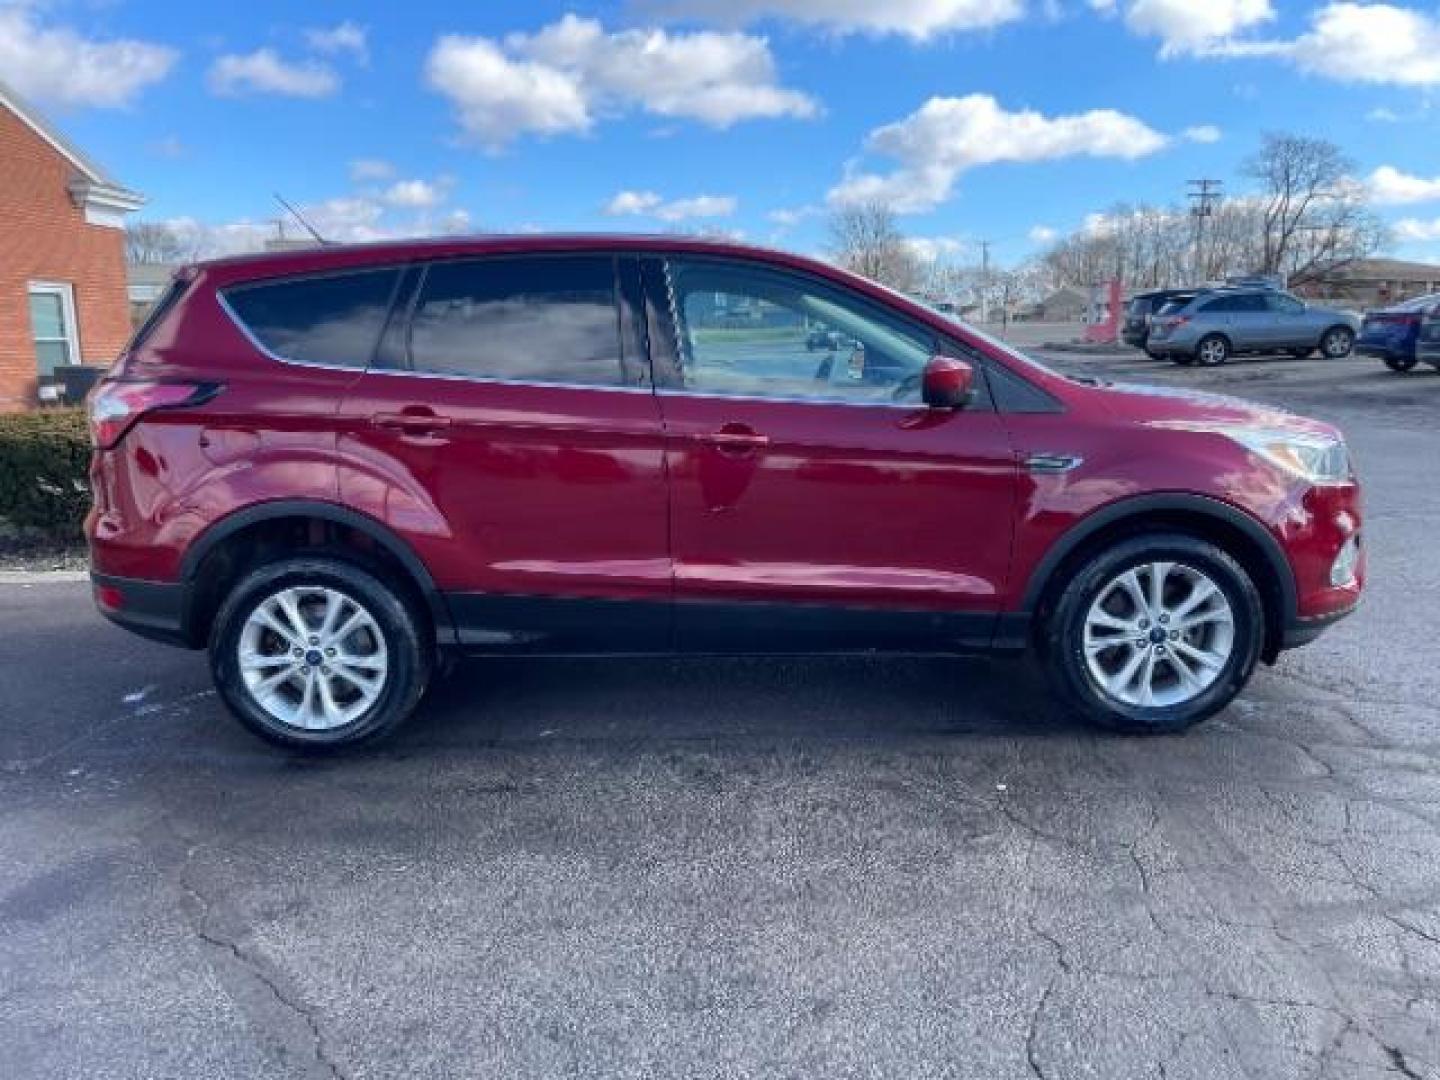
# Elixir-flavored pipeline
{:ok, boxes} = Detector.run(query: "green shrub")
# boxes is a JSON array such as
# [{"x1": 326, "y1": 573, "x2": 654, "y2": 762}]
[{"x1": 0, "y1": 409, "x2": 91, "y2": 541}]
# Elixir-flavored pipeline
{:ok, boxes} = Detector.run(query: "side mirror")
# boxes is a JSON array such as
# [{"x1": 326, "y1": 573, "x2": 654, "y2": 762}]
[{"x1": 922, "y1": 355, "x2": 975, "y2": 409}]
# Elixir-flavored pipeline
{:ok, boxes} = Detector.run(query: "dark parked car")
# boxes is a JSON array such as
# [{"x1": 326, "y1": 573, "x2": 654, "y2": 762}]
[
  {"x1": 1356, "y1": 293, "x2": 1440, "y2": 372},
  {"x1": 1122, "y1": 289, "x2": 1200, "y2": 350},
  {"x1": 88, "y1": 235, "x2": 1363, "y2": 749},
  {"x1": 1418, "y1": 308, "x2": 1440, "y2": 371},
  {"x1": 1146, "y1": 288, "x2": 1359, "y2": 365}
]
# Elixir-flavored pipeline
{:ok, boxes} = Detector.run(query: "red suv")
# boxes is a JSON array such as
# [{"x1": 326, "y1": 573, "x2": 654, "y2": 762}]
[{"x1": 87, "y1": 236, "x2": 1363, "y2": 749}]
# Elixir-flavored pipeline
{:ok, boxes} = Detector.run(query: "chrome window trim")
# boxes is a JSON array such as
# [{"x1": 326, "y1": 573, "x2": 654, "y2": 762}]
[{"x1": 654, "y1": 387, "x2": 930, "y2": 411}]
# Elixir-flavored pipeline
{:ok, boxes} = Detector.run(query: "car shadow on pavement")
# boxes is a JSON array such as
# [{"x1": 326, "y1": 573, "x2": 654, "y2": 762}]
[{"x1": 396, "y1": 654, "x2": 1086, "y2": 752}]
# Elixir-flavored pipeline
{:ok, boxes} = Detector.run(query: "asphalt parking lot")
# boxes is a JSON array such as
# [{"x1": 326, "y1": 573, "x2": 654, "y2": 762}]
[{"x1": 3, "y1": 350, "x2": 1439, "y2": 1079}]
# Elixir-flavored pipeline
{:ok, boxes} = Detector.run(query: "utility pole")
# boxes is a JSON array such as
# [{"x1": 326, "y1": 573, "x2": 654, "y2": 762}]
[
  {"x1": 978, "y1": 240, "x2": 991, "y2": 323},
  {"x1": 1187, "y1": 178, "x2": 1222, "y2": 284}
]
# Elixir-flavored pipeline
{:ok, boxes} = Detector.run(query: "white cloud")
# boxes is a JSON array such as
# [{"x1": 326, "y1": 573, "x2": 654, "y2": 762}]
[
  {"x1": 1183, "y1": 124, "x2": 1222, "y2": 143},
  {"x1": 827, "y1": 94, "x2": 1168, "y2": 213},
  {"x1": 1367, "y1": 107, "x2": 1401, "y2": 122},
  {"x1": 0, "y1": 4, "x2": 176, "y2": 107},
  {"x1": 383, "y1": 179, "x2": 448, "y2": 209},
  {"x1": 425, "y1": 15, "x2": 816, "y2": 148},
  {"x1": 1172, "y1": 4, "x2": 1440, "y2": 88},
  {"x1": 1395, "y1": 217, "x2": 1440, "y2": 242},
  {"x1": 1367, "y1": 165, "x2": 1440, "y2": 206},
  {"x1": 160, "y1": 193, "x2": 473, "y2": 256},
  {"x1": 306, "y1": 21, "x2": 368, "y2": 63},
  {"x1": 604, "y1": 190, "x2": 738, "y2": 221},
  {"x1": 1028, "y1": 224, "x2": 1058, "y2": 244},
  {"x1": 767, "y1": 205, "x2": 821, "y2": 226},
  {"x1": 1285, "y1": 3, "x2": 1440, "y2": 86},
  {"x1": 904, "y1": 235, "x2": 970, "y2": 262},
  {"x1": 208, "y1": 48, "x2": 340, "y2": 98},
  {"x1": 1117, "y1": 0, "x2": 1274, "y2": 56},
  {"x1": 650, "y1": 0, "x2": 1024, "y2": 40},
  {"x1": 349, "y1": 158, "x2": 395, "y2": 182}
]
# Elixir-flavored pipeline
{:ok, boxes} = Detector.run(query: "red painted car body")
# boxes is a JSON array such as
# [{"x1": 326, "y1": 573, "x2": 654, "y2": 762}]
[{"x1": 88, "y1": 234, "x2": 1362, "y2": 662}]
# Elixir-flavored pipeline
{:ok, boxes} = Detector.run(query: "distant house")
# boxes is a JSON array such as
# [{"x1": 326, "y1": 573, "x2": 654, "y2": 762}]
[
  {"x1": 1292, "y1": 258, "x2": 1440, "y2": 308},
  {"x1": 127, "y1": 262, "x2": 179, "y2": 325},
  {"x1": 1033, "y1": 287, "x2": 1089, "y2": 322},
  {"x1": 0, "y1": 78, "x2": 143, "y2": 410}
]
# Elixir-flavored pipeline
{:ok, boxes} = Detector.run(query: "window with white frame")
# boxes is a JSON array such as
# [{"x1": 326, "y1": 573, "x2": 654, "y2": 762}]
[{"x1": 28, "y1": 282, "x2": 81, "y2": 375}]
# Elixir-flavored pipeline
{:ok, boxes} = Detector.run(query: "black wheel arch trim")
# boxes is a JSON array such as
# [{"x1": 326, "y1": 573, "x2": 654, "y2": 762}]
[
  {"x1": 1018, "y1": 492, "x2": 1298, "y2": 628},
  {"x1": 179, "y1": 499, "x2": 456, "y2": 644}
]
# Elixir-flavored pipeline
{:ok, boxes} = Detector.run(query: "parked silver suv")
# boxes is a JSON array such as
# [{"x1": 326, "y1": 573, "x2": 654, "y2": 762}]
[{"x1": 1146, "y1": 288, "x2": 1359, "y2": 366}]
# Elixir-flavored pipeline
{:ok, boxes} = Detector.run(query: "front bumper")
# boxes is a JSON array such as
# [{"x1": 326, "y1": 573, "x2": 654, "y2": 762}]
[
  {"x1": 1282, "y1": 603, "x2": 1359, "y2": 650},
  {"x1": 91, "y1": 573, "x2": 194, "y2": 648}
]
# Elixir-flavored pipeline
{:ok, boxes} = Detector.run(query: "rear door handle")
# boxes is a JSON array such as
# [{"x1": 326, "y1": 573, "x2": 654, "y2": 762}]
[{"x1": 371, "y1": 411, "x2": 452, "y2": 436}]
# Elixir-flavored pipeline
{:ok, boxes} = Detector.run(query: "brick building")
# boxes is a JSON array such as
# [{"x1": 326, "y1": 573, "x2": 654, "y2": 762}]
[{"x1": 0, "y1": 78, "x2": 143, "y2": 411}]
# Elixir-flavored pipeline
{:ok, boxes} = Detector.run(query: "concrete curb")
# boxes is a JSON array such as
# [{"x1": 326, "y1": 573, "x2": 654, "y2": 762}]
[{"x1": 0, "y1": 570, "x2": 89, "y2": 584}]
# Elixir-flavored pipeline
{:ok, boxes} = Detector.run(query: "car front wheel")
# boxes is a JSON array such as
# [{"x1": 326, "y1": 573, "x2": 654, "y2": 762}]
[
  {"x1": 1042, "y1": 535, "x2": 1264, "y2": 733},
  {"x1": 1384, "y1": 354, "x2": 1418, "y2": 372},
  {"x1": 210, "y1": 558, "x2": 431, "y2": 750}
]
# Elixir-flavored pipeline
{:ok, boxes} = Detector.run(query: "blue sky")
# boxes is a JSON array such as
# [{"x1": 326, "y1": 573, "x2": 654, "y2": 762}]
[{"x1": 5, "y1": 0, "x2": 1440, "y2": 264}]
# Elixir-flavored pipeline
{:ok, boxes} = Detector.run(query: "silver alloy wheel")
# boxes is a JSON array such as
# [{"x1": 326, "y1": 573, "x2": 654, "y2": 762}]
[
  {"x1": 1198, "y1": 338, "x2": 1227, "y2": 365},
  {"x1": 1082, "y1": 561, "x2": 1235, "y2": 709},
  {"x1": 237, "y1": 586, "x2": 388, "y2": 731},
  {"x1": 1323, "y1": 329, "x2": 1351, "y2": 358}
]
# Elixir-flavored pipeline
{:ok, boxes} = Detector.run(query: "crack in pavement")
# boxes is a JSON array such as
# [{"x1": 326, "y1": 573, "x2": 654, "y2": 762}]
[{"x1": 175, "y1": 850, "x2": 345, "y2": 1080}]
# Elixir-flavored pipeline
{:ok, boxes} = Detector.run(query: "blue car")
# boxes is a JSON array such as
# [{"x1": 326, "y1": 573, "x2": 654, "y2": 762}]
[{"x1": 1357, "y1": 293, "x2": 1440, "y2": 372}]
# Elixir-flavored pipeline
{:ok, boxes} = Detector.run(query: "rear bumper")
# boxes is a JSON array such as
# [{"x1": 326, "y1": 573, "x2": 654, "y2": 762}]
[
  {"x1": 1355, "y1": 342, "x2": 1413, "y2": 361},
  {"x1": 91, "y1": 573, "x2": 194, "y2": 648}
]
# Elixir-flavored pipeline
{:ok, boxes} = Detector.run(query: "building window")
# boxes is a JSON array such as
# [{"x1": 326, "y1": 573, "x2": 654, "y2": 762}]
[{"x1": 28, "y1": 282, "x2": 81, "y2": 375}]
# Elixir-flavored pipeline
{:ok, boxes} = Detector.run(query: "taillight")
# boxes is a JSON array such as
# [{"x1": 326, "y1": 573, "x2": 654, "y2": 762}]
[
  {"x1": 88, "y1": 380, "x2": 218, "y2": 449},
  {"x1": 1166, "y1": 316, "x2": 1191, "y2": 329}
]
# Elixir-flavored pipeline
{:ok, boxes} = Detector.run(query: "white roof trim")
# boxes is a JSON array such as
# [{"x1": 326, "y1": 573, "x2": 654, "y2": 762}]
[{"x1": 0, "y1": 76, "x2": 144, "y2": 205}]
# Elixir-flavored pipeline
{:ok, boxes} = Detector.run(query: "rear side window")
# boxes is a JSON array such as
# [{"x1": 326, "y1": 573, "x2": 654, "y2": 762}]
[
  {"x1": 223, "y1": 268, "x2": 401, "y2": 367},
  {"x1": 408, "y1": 255, "x2": 623, "y2": 386}
]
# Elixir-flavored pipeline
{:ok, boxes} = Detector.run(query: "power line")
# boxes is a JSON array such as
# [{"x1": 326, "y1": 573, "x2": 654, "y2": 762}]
[{"x1": 1187, "y1": 178, "x2": 1223, "y2": 283}]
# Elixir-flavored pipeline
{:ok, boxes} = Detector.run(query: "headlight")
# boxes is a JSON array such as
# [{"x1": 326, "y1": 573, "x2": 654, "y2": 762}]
[{"x1": 1225, "y1": 428, "x2": 1353, "y2": 483}]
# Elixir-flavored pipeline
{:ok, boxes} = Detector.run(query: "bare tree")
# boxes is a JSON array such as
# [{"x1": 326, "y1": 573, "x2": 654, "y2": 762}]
[
  {"x1": 826, "y1": 202, "x2": 922, "y2": 292},
  {"x1": 125, "y1": 221, "x2": 196, "y2": 265},
  {"x1": 1244, "y1": 133, "x2": 1385, "y2": 280}
]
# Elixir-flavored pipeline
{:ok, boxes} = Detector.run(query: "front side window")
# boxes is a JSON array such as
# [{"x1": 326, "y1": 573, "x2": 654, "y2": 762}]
[
  {"x1": 224, "y1": 268, "x2": 400, "y2": 367},
  {"x1": 28, "y1": 282, "x2": 79, "y2": 375},
  {"x1": 408, "y1": 255, "x2": 624, "y2": 386},
  {"x1": 1266, "y1": 294, "x2": 1305, "y2": 314},
  {"x1": 664, "y1": 259, "x2": 935, "y2": 404}
]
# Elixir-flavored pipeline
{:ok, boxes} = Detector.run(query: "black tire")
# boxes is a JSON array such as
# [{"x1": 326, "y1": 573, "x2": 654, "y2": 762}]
[
  {"x1": 1196, "y1": 334, "x2": 1230, "y2": 366},
  {"x1": 1041, "y1": 534, "x2": 1265, "y2": 734},
  {"x1": 1384, "y1": 353, "x2": 1419, "y2": 372},
  {"x1": 1320, "y1": 327, "x2": 1354, "y2": 359},
  {"x1": 210, "y1": 557, "x2": 431, "y2": 750}
]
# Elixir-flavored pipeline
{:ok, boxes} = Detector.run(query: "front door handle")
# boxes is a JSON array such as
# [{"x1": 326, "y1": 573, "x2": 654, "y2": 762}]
[{"x1": 698, "y1": 423, "x2": 768, "y2": 456}]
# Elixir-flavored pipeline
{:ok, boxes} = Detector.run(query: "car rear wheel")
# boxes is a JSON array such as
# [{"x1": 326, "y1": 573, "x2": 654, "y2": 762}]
[
  {"x1": 1042, "y1": 535, "x2": 1264, "y2": 734},
  {"x1": 1321, "y1": 327, "x2": 1354, "y2": 358},
  {"x1": 1196, "y1": 335, "x2": 1229, "y2": 366},
  {"x1": 1384, "y1": 354, "x2": 1419, "y2": 372},
  {"x1": 210, "y1": 558, "x2": 430, "y2": 750}
]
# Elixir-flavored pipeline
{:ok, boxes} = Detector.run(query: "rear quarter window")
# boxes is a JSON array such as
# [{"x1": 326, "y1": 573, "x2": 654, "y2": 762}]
[{"x1": 222, "y1": 267, "x2": 401, "y2": 367}]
